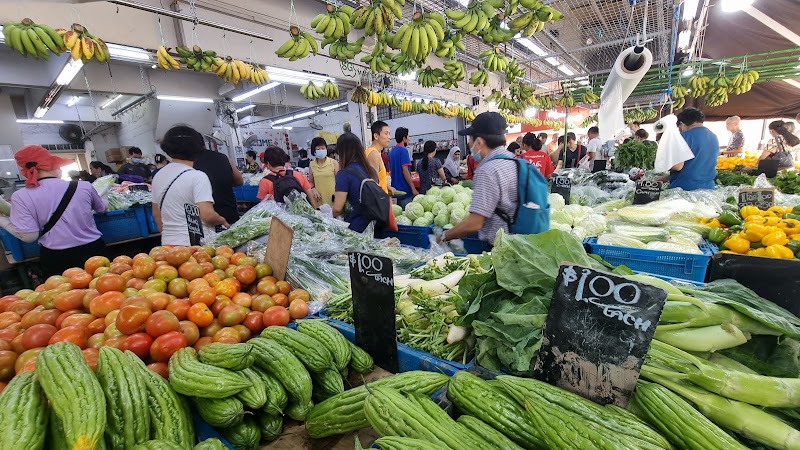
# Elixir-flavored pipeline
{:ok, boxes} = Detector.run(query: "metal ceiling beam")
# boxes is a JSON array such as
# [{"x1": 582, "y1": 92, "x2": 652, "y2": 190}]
[{"x1": 519, "y1": 30, "x2": 671, "y2": 65}]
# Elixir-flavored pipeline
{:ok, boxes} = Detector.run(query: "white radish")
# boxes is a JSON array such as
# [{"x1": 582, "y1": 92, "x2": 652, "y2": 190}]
[
  {"x1": 447, "y1": 325, "x2": 469, "y2": 344},
  {"x1": 407, "y1": 270, "x2": 465, "y2": 296}
]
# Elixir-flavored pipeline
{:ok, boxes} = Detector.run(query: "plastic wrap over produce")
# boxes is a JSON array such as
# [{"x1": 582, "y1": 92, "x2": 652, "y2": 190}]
[
  {"x1": 654, "y1": 114, "x2": 694, "y2": 172},
  {"x1": 599, "y1": 45, "x2": 653, "y2": 141}
]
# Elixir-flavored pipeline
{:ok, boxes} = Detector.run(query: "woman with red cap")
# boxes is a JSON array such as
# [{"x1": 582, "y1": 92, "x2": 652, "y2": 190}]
[{"x1": 0, "y1": 145, "x2": 106, "y2": 275}]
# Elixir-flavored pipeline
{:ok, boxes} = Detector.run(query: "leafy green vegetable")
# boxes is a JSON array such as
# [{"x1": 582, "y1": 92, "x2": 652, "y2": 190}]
[
  {"x1": 613, "y1": 140, "x2": 657, "y2": 170},
  {"x1": 716, "y1": 168, "x2": 756, "y2": 187},
  {"x1": 720, "y1": 336, "x2": 800, "y2": 378},
  {"x1": 772, "y1": 171, "x2": 800, "y2": 195}
]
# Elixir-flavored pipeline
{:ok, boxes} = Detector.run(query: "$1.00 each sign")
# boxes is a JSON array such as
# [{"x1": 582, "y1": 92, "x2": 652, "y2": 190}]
[{"x1": 533, "y1": 264, "x2": 668, "y2": 406}]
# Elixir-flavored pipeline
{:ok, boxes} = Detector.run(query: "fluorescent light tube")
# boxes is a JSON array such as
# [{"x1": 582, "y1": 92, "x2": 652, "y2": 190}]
[
  {"x1": 398, "y1": 71, "x2": 416, "y2": 81},
  {"x1": 106, "y1": 43, "x2": 152, "y2": 62},
  {"x1": 56, "y1": 59, "x2": 84, "y2": 86},
  {"x1": 517, "y1": 38, "x2": 547, "y2": 56},
  {"x1": 558, "y1": 65, "x2": 575, "y2": 76},
  {"x1": 232, "y1": 82, "x2": 280, "y2": 102},
  {"x1": 273, "y1": 126, "x2": 293, "y2": 130},
  {"x1": 66, "y1": 96, "x2": 80, "y2": 107},
  {"x1": 34, "y1": 107, "x2": 49, "y2": 118},
  {"x1": 18, "y1": 119, "x2": 64, "y2": 124},
  {"x1": 546, "y1": 57, "x2": 559, "y2": 66},
  {"x1": 322, "y1": 101, "x2": 348, "y2": 112},
  {"x1": 0, "y1": 25, "x2": 4, "y2": 44},
  {"x1": 156, "y1": 95, "x2": 214, "y2": 103},
  {"x1": 235, "y1": 104, "x2": 256, "y2": 113},
  {"x1": 265, "y1": 66, "x2": 333, "y2": 85},
  {"x1": 100, "y1": 94, "x2": 122, "y2": 110}
]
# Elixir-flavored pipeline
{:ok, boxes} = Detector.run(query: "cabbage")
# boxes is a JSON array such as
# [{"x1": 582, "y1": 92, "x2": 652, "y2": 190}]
[
  {"x1": 617, "y1": 206, "x2": 672, "y2": 226},
  {"x1": 405, "y1": 202, "x2": 425, "y2": 221},
  {"x1": 423, "y1": 211, "x2": 434, "y2": 221},
  {"x1": 550, "y1": 222, "x2": 572, "y2": 233},
  {"x1": 413, "y1": 216, "x2": 433, "y2": 226},
  {"x1": 427, "y1": 186, "x2": 441, "y2": 197},
  {"x1": 548, "y1": 193, "x2": 566, "y2": 210},
  {"x1": 454, "y1": 192, "x2": 471, "y2": 205},
  {"x1": 571, "y1": 226, "x2": 590, "y2": 241},
  {"x1": 418, "y1": 195, "x2": 437, "y2": 212},
  {"x1": 563, "y1": 205, "x2": 591, "y2": 224},
  {"x1": 439, "y1": 186, "x2": 456, "y2": 204},
  {"x1": 392, "y1": 204, "x2": 403, "y2": 217},
  {"x1": 434, "y1": 212, "x2": 450, "y2": 227},
  {"x1": 582, "y1": 214, "x2": 607, "y2": 236},
  {"x1": 448, "y1": 202, "x2": 465, "y2": 213},
  {"x1": 396, "y1": 215, "x2": 413, "y2": 225},
  {"x1": 450, "y1": 208, "x2": 467, "y2": 224},
  {"x1": 431, "y1": 201, "x2": 448, "y2": 216},
  {"x1": 452, "y1": 184, "x2": 465, "y2": 193}
]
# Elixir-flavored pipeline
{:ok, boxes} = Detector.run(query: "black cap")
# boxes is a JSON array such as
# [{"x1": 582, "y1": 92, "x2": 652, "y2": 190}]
[{"x1": 458, "y1": 111, "x2": 507, "y2": 136}]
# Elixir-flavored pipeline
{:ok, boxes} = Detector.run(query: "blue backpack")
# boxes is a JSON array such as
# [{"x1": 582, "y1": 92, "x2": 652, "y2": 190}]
[{"x1": 488, "y1": 154, "x2": 550, "y2": 235}]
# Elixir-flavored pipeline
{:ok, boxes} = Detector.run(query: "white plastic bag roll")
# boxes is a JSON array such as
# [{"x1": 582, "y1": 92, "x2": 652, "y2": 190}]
[
  {"x1": 654, "y1": 114, "x2": 694, "y2": 172},
  {"x1": 599, "y1": 46, "x2": 653, "y2": 142}
]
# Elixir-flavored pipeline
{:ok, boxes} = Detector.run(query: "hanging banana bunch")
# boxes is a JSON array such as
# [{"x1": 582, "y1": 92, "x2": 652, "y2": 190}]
[
  {"x1": 176, "y1": 46, "x2": 217, "y2": 73},
  {"x1": 687, "y1": 74, "x2": 710, "y2": 97},
  {"x1": 555, "y1": 94, "x2": 575, "y2": 107},
  {"x1": 3, "y1": 18, "x2": 65, "y2": 59},
  {"x1": 250, "y1": 64, "x2": 270, "y2": 86},
  {"x1": 310, "y1": 4, "x2": 354, "y2": 39},
  {"x1": 391, "y1": 11, "x2": 445, "y2": 66},
  {"x1": 156, "y1": 46, "x2": 180, "y2": 70},
  {"x1": 509, "y1": 83, "x2": 537, "y2": 107},
  {"x1": 441, "y1": 60, "x2": 466, "y2": 88},
  {"x1": 398, "y1": 98, "x2": 413, "y2": 113},
  {"x1": 446, "y1": 0, "x2": 502, "y2": 35},
  {"x1": 389, "y1": 53, "x2": 418, "y2": 75},
  {"x1": 672, "y1": 96, "x2": 686, "y2": 109},
  {"x1": 416, "y1": 66, "x2": 444, "y2": 88},
  {"x1": 672, "y1": 85, "x2": 689, "y2": 99},
  {"x1": 327, "y1": 36, "x2": 364, "y2": 61},
  {"x1": 508, "y1": 1, "x2": 563, "y2": 37},
  {"x1": 728, "y1": 70, "x2": 759, "y2": 94},
  {"x1": 481, "y1": 47, "x2": 509, "y2": 72},
  {"x1": 351, "y1": 0, "x2": 403, "y2": 37},
  {"x1": 211, "y1": 57, "x2": 252, "y2": 85},
  {"x1": 469, "y1": 68, "x2": 490, "y2": 87},
  {"x1": 505, "y1": 0, "x2": 520, "y2": 17},
  {"x1": 505, "y1": 58, "x2": 525, "y2": 83},
  {"x1": 58, "y1": 23, "x2": 108, "y2": 63},
  {"x1": 581, "y1": 90, "x2": 599, "y2": 104},
  {"x1": 350, "y1": 85, "x2": 370, "y2": 104},
  {"x1": 361, "y1": 41, "x2": 394, "y2": 73},
  {"x1": 301, "y1": 81, "x2": 325, "y2": 100},
  {"x1": 433, "y1": 30, "x2": 464, "y2": 59},
  {"x1": 275, "y1": 26, "x2": 318, "y2": 60},
  {"x1": 480, "y1": 15, "x2": 515, "y2": 45},
  {"x1": 538, "y1": 95, "x2": 556, "y2": 109}
]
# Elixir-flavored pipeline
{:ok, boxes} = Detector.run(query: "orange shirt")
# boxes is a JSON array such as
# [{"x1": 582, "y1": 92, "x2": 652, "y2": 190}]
[
  {"x1": 365, "y1": 146, "x2": 388, "y2": 192},
  {"x1": 257, "y1": 169, "x2": 311, "y2": 200}
]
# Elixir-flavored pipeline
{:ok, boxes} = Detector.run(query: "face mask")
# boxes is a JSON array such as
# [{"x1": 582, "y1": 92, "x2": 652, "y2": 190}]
[
  {"x1": 131, "y1": 158, "x2": 143, "y2": 164},
  {"x1": 315, "y1": 150, "x2": 327, "y2": 159}
]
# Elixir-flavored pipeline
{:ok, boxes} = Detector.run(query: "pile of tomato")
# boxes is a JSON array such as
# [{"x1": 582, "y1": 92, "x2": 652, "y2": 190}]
[{"x1": 0, "y1": 244, "x2": 311, "y2": 389}]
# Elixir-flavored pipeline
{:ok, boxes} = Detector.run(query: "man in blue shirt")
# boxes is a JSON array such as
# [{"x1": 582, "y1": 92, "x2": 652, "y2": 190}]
[
  {"x1": 389, "y1": 127, "x2": 418, "y2": 207},
  {"x1": 669, "y1": 108, "x2": 718, "y2": 191}
]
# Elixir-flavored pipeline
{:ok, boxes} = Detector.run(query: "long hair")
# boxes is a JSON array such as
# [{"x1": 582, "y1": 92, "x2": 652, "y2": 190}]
[
  {"x1": 770, "y1": 120, "x2": 800, "y2": 147},
  {"x1": 421, "y1": 141, "x2": 436, "y2": 171},
  {"x1": 336, "y1": 133, "x2": 377, "y2": 181}
]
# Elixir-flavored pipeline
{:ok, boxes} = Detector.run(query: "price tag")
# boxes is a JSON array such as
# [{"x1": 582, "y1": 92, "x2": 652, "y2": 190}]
[
  {"x1": 349, "y1": 252, "x2": 398, "y2": 373},
  {"x1": 551, "y1": 175, "x2": 571, "y2": 205},
  {"x1": 184, "y1": 204, "x2": 203, "y2": 246},
  {"x1": 633, "y1": 180, "x2": 663, "y2": 205},
  {"x1": 738, "y1": 188, "x2": 775, "y2": 211},
  {"x1": 264, "y1": 217, "x2": 293, "y2": 281},
  {"x1": 533, "y1": 264, "x2": 668, "y2": 406}
]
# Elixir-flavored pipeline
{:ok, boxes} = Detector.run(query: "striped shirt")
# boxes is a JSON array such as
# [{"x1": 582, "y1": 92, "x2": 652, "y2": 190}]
[{"x1": 469, "y1": 147, "x2": 519, "y2": 244}]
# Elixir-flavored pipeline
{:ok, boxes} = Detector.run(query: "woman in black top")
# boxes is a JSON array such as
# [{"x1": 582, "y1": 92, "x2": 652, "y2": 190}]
[
  {"x1": 297, "y1": 149, "x2": 311, "y2": 169},
  {"x1": 193, "y1": 150, "x2": 244, "y2": 226},
  {"x1": 416, "y1": 141, "x2": 446, "y2": 194}
]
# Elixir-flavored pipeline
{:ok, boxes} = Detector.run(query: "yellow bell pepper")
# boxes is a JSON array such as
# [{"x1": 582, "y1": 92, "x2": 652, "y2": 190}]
[
  {"x1": 744, "y1": 223, "x2": 772, "y2": 243},
  {"x1": 745, "y1": 215, "x2": 767, "y2": 224},
  {"x1": 762, "y1": 230, "x2": 789, "y2": 247},
  {"x1": 765, "y1": 244, "x2": 795, "y2": 259},
  {"x1": 740, "y1": 205, "x2": 762, "y2": 219},
  {"x1": 700, "y1": 218, "x2": 721, "y2": 228},
  {"x1": 748, "y1": 248, "x2": 767, "y2": 256},
  {"x1": 769, "y1": 206, "x2": 790, "y2": 216},
  {"x1": 724, "y1": 236, "x2": 751, "y2": 254},
  {"x1": 763, "y1": 216, "x2": 783, "y2": 226},
  {"x1": 761, "y1": 210, "x2": 778, "y2": 217},
  {"x1": 778, "y1": 219, "x2": 800, "y2": 236}
]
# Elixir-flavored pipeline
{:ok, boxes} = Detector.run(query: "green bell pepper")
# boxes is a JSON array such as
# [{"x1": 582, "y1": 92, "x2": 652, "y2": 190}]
[
  {"x1": 718, "y1": 210, "x2": 743, "y2": 227},
  {"x1": 788, "y1": 240, "x2": 800, "y2": 255},
  {"x1": 729, "y1": 225, "x2": 744, "y2": 234},
  {"x1": 784, "y1": 213, "x2": 800, "y2": 221},
  {"x1": 708, "y1": 228, "x2": 730, "y2": 244},
  {"x1": 792, "y1": 205, "x2": 800, "y2": 214}
]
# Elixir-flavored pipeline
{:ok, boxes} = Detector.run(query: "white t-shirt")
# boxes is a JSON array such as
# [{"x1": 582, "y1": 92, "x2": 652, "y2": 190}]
[
  {"x1": 151, "y1": 162, "x2": 215, "y2": 246},
  {"x1": 587, "y1": 137, "x2": 604, "y2": 160}
]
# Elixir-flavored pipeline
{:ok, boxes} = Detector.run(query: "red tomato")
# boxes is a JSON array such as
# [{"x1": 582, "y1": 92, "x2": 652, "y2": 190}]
[
  {"x1": 189, "y1": 287, "x2": 216, "y2": 306},
  {"x1": 102, "y1": 336, "x2": 126, "y2": 349},
  {"x1": 10, "y1": 334, "x2": 24, "y2": 354},
  {"x1": 167, "y1": 278, "x2": 189, "y2": 298},
  {"x1": 232, "y1": 324, "x2": 251, "y2": 342},
  {"x1": 202, "y1": 272, "x2": 222, "y2": 287},
  {"x1": 87, "y1": 318, "x2": 107, "y2": 335},
  {"x1": 242, "y1": 311, "x2": 265, "y2": 335},
  {"x1": 234, "y1": 266, "x2": 257, "y2": 286},
  {"x1": 214, "y1": 278, "x2": 241, "y2": 299},
  {"x1": 213, "y1": 327, "x2": 240, "y2": 344},
  {"x1": 126, "y1": 278, "x2": 146, "y2": 290},
  {"x1": 146, "y1": 293, "x2": 171, "y2": 311},
  {"x1": 179, "y1": 320, "x2": 200, "y2": 346},
  {"x1": 6, "y1": 300, "x2": 35, "y2": 316},
  {"x1": 0, "y1": 329, "x2": 20, "y2": 344},
  {"x1": 60, "y1": 313, "x2": 96, "y2": 329},
  {"x1": 21, "y1": 308, "x2": 60, "y2": 329},
  {"x1": 49, "y1": 326, "x2": 88, "y2": 348},
  {"x1": 178, "y1": 262, "x2": 204, "y2": 281},
  {"x1": 150, "y1": 331, "x2": 187, "y2": 362},
  {"x1": 210, "y1": 296, "x2": 233, "y2": 316},
  {"x1": 187, "y1": 278, "x2": 210, "y2": 295},
  {"x1": 187, "y1": 303, "x2": 214, "y2": 327},
  {"x1": 0, "y1": 296, "x2": 21, "y2": 312},
  {"x1": 231, "y1": 292, "x2": 252, "y2": 308},
  {"x1": 69, "y1": 271, "x2": 93, "y2": 289},
  {"x1": 83, "y1": 289, "x2": 100, "y2": 310},
  {"x1": 22, "y1": 324, "x2": 57, "y2": 350},
  {"x1": 218, "y1": 305, "x2": 247, "y2": 327},
  {"x1": 251, "y1": 295, "x2": 275, "y2": 312},
  {"x1": 55, "y1": 309, "x2": 82, "y2": 329},
  {"x1": 216, "y1": 245, "x2": 234, "y2": 259},
  {"x1": 52, "y1": 290, "x2": 87, "y2": 312},
  {"x1": 84, "y1": 256, "x2": 110, "y2": 276},
  {"x1": 147, "y1": 362, "x2": 170, "y2": 379},
  {"x1": 119, "y1": 333, "x2": 154, "y2": 359},
  {"x1": 87, "y1": 333, "x2": 106, "y2": 349},
  {"x1": 263, "y1": 306, "x2": 290, "y2": 327},
  {"x1": 132, "y1": 256, "x2": 157, "y2": 280},
  {"x1": 271, "y1": 293, "x2": 289, "y2": 308},
  {"x1": 275, "y1": 281, "x2": 292, "y2": 296},
  {"x1": 0, "y1": 350, "x2": 16, "y2": 381},
  {"x1": 82, "y1": 348, "x2": 99, "y2": 371},
  {"x1": 0, "y1": 311, "x2": 21, "y2": 329},
  {"x1": 108, "y1": 262, "x2": 132, "y2": 275},
  {"x1": 289, "y1": 299, "x2": 309, "y2": 320},
  {"x1": 193, "y1": 336, "x2": 214, "y2": 352},
  {"x1": 43, "y1": 275, "x2": 70, "y2": 290},
  {"x1": 89, "y1": 291, "x2": 125, "y2": 317},
  {"x1": 0, "y1": 340, "x2": 10, "y2": 352},
  {"x1": 145, "y1": 310, "x2": 181, "y2": 338},
  {"x1": 166, "y1": 247, "x2": 192, "y2": 267},
  {"x1": 113, "y1": 255, "x2": 133, "y2": 266},
  {"x1": 165, "y1": 298, "x2": 191, "y2": 321},
  {"x1": 116, "y1": 304, "x2": 152, "y2": 335},
  {"x1": 96, "y1": 273, "x2": 126, "y2": 294}
]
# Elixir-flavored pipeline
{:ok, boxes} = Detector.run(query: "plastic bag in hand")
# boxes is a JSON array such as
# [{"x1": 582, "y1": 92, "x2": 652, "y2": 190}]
[{"x1": 654, "y1": 114, "x2": 694, "y2": 172}]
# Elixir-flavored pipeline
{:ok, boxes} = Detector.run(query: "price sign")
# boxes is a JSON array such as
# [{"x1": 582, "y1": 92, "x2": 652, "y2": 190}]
[
  {"x1": 533, "y1": 264, "x2": 668, "y2": 406},
  {"x1": 264, "y1": 217, "x2": 293, "y2": 281},
  {"x1": 738, "y1": 188, "x2": 775, "y2": 211},
  {"x1": 184, "y1": 204, "x2": 204, "y2": 246},
  {"x1": 551, "y1": 175, "x2": 571, "y2": 205},
  {"x1": 349, "y1": 252, "x2": 398, "y2": 373},
  {"x1": 633, "y1": 180, "x2": 663, "y2": 205}
]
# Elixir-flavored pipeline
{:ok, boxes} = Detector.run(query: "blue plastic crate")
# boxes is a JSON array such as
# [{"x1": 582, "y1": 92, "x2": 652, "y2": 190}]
[
  {"x1": 234, "y1": 185, "x2": 260, "y2": 202},
  {"x1": 380, "y1": 224, "x2": 433, "y2": 249},
  {"x1": 193, "y1": 410, "x2": 234, "y2": 449},
  {"x1": 0, "y1": 228, "x2": 39, "y2": 262},
  {"x1": 143, "y1": 205, "x2": 159, "y2": 235},
  {"x1": 461, "y1": 233, "x2": 490, "y2": 254},
  {"x1": 321, "y1": 316, "x2": 473, "y2": 376},
  {"x1": 584, "y1": 237, "x2": 717, "y2": 283},
  {"x1": 94, "y1": 208, "x2": 149, "y2": 244}
]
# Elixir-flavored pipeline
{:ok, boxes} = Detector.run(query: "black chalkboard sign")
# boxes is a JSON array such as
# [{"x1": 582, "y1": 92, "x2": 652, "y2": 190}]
[
  {"x1": 349, "y1": 252, "x2": 398, "y2": 373},
  {"x1": 533, "y1": 264, "x2": 668, "y2": 407},
  {"x1": 633, "y1": 180, "x2": 663, "y2": 205},
  {"x1": 551, "y1": 175, "x2": 571, "y2": 205},
  {"x1": 738, "y1": 188, "x2": 775, "y2": 211},
  {"x1": 592, "y1": 159, "x2": 608, "y2": 173},
  {"x1": 184, "y1": 204, "x2": 204, "y2": 246}
]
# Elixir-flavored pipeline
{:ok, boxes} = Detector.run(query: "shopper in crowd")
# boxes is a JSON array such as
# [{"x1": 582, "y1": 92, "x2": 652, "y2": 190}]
[
  {"x1": 443, "y1": 146, "x2": 462, "y2": 184},
  {"x1": 547, "y1": 133, "x2": 560, "y2": 155},
  {"x1": 117, "y1": 147, "x2": 151, "y2": 181},
  {"x1": 520, "y1": 132, "x2": 554, "y2": 178},
  {"x1": 466, "y1": 152, "x2": 478, "y2": 180},
  {"x1": 721, "y1": 116, "x2": 745, "y2": 157},
  {"x1": 257, "y1": 146, "x2": 317, "y2": 206},
  {"x1": 297, "y1": 149, "x2": 311, "y2": 169},
  {"x1": 629, "y1": 121, "x2": 641, "y2": 132},
  {"x1": 506, "y1": 141, "x2": 522, "y2": 157},
  {"x1": 537, "y1": 133, "x2": 548, "y2": 146},
  {"x1": 152, "y1": 126, "x2": 228, "y2": 246},
  {"x1": 586, "y1": 126, "x2": 602, "y2": 162},
  {"x1": 668, "y1": 108, "x2": 718, "y2": 191},
  {"x1": 556, "y1": 133, "x2": 586, "y2": 169},
  {"x1": 150, "y1": 154, "x2": 169, "y2": 178},
  {"x1": 389, "y1": 127, "x2": 417, "y2": 207},
  {"x1": 550, "y1": 135, "x2": 564, "y2": 165},
  {"x1": 760, "y1": 120, "x2": 800, "y2": 168},
  {"x1": 634, "y1": 129, "x2": 656, "y2": 147},
  {"x1": 308, "y1": 137, "x2": 338, "y2": 207},
  {"x1": 244, "y1": 150, "x2": 261, "y2": 173},
  {"x1": 417, "y1": 141, "x2": 446, "y2": 194},
  {"x1": 365, "y1": 120, "x2": 390, "y2": 193},
  {"x1": 194, "y1": 148, "x2": 243, "y2": 226},
  {"x1": 333, "y1": 133, "x2": 379, "y2": 233},
  {"x1": 89, "y1": 161, "x2": 115, "y2": 180},
  {"x1": 441, "y1": 112, "x2": 517, "y2": 247},
  {"x1": 0, "y1": 146, "x2": 107, "y2": 276},
  {"x1": 78, "y1": 170, "x2": 95, "y2": 183}
]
